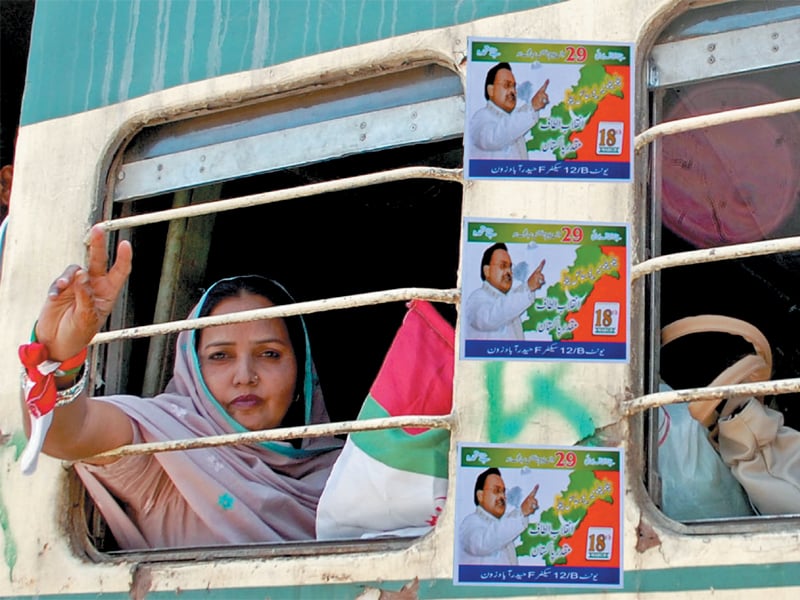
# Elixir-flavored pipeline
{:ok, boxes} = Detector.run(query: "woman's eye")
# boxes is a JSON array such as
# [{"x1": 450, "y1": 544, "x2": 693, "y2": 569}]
[
  {"x1": 260, "y1": 349, "x2": 280, "y2": 359},
  {"x1": 207, "y1": 351, "x2": 228, "y2": 360}
]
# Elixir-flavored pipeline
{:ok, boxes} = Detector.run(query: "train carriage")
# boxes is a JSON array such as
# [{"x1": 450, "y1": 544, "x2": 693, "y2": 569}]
[{"x1": 1, "y1": 0, "x2": 799, "y2": 597}]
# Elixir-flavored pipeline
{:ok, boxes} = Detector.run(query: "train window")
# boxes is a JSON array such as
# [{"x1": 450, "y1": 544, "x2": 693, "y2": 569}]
[
  {"x1": 72, "y1": 65, "x2": 464, "y2": 557},
  {"x1": 646, "y1": 1, "x2": 800, "y2": 525}
]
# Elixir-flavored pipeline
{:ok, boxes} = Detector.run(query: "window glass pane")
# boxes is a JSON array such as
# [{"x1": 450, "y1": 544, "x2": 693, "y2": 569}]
[
  {"x1": 657, "y1": 64, "x2": 800, "y2": 424},
  {"x1": 659, "y1": 66, "x2": 800, "y2": 250},
  {"x1": 657, "y1": 0, "x2": 800, "y2": 42}
]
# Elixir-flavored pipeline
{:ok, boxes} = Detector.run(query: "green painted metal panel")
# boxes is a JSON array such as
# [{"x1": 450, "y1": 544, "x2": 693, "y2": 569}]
[
  {"x1": 5, "y1": 562, "x2": 800, "y2": 598},
  {"x1": 21, "y1": 0, "x2": 562, "y2": 126}
]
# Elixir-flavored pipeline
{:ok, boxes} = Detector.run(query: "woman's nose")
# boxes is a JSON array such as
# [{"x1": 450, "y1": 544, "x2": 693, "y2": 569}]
[{"x1": 233, "y1": 358, "x2": 258, "y2": 385}]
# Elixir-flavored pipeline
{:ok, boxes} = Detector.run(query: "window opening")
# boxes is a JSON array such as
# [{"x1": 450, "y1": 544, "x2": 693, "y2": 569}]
[
  {"x1": 106, "y1": 140, "x2": 463, "y2": 412},
  {"x1": 63, "y1": 63, "x2": 467, "y2": 556},
  {"x1": 643, "y1": 2, "x2": 800, "y2": 524},
  {"x1": 77, "y1": 110, "x2": 463, "y2": 555}
]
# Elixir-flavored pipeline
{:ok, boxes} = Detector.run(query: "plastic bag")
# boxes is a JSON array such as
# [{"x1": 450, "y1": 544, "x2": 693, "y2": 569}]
[{"x1": 657, "y1": 383, "x2": 753, "y2": 521}]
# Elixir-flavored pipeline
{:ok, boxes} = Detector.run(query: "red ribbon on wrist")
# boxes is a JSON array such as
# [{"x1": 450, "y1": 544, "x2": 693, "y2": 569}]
[{"x1": 19, "y1": 342, "x2": 87, "y2": 418}]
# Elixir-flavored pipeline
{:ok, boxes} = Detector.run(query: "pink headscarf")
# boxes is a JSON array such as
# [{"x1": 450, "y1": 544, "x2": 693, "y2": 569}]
[{"x1": 75, "y1": 277, "x2": 343, "y2": 549}]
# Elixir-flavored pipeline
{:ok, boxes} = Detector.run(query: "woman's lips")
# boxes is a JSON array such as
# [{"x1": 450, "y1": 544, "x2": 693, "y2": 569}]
[{"x1": 230, "y1": 394, "x2": 261, "y2": 408}]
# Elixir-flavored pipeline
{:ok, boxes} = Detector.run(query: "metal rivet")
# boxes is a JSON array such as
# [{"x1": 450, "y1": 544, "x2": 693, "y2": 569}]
[
  {"x1": 117, "y1": 171, "x2": 125, "y2": 181},
  {"x1": 360, "y1": 122, "x2": 367, "y2": 129},
  {"x1": 707, "y1": 43, "x2": 716, "y2": 52},
  {"x1": 708, "y1": 55, "x2": 715, "y2": 64},
  {"x1": 359, "y1": 133, "x2": 366, "y2": 141}
]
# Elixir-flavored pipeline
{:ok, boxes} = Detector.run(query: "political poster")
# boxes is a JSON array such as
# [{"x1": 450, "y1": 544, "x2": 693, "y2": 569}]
[
  {"x1": 461, "y1": 218, "x2": 629, "y2": 362},
  {"x1": 454, "y1": 442, "x2": 624, "y2": 589},
  {"x1": 465, "y1": 37, "x2": 634, "y2": 181}
]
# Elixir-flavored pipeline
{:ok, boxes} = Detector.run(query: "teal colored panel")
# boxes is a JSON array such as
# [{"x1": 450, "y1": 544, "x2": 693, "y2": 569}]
[
  {"x1": 21, "y1": 0, "x2": 563, "y2": 126},
  {"x1": 6, "y1": 562, "x2": 800, "y2": 598}
]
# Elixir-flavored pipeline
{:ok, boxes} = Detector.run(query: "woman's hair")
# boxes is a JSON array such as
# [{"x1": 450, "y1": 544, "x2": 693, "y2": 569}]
[{"x1": 196, "y1": 276, "x2": 307, "y2": 428}]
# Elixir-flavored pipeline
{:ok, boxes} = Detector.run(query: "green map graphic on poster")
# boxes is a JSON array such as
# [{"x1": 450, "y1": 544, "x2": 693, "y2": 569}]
[
  {"x1": 527, "y1": 64, "x2": 625, "y2": 160},
  {"x1": 516, "y1": 470, "x2": 614, "y2": 566},
  {"x1": 523, "y1": 244, "x2": 620, "y2": 341}
]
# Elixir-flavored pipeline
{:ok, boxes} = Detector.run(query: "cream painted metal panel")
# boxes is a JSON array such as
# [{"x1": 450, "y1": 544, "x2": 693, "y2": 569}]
[
  {"x1": 114, "y1": 96, "x2": 465, "y2": 202},
  {"x1": 649, "y1": 18, "x2": 800, "y2": 87}
]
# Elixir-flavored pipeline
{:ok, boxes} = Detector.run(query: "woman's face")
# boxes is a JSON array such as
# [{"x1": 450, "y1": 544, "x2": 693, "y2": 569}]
[{"x1": 198, "y1": 292, "x2": 298, "y2": 431}]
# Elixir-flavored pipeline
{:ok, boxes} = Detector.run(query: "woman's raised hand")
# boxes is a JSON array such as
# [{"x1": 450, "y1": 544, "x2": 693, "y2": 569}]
[{"x1": 34, "y1": 225, "x2": 132, "y2": 361}]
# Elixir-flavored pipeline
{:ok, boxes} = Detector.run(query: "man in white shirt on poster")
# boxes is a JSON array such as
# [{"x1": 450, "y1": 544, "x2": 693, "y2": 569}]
[
  {"x1": 459, "y1": 467, "x2": 540, "y2": 565},
  {"x1": 469, "y1": 62, "x2": 549, "y2": 160},
  {"x1": 463, "y1": 242, "x2": 546, "y2": 340}
]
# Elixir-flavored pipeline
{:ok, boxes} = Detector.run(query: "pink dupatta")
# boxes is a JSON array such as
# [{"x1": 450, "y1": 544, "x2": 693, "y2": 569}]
[{"x1": 75, "y1": 278, "x2": 342, "y2": 549}]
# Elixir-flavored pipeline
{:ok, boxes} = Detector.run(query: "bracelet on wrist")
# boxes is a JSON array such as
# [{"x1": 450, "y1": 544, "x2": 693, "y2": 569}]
[
  {"x1": 19, "y1": 327, "x2": 90, "y2": 418},
  {"x1": 55, "y1": 363, "x2": 88, "y2": 406},
  {"x1": 21, "y1": 361, "x2": 88, "y2": 408}
]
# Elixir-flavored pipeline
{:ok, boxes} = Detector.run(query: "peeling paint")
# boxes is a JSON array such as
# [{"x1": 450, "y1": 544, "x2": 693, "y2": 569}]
[
  {"x1": 636, "y1": 517, "x2": 661, "y2": 553},
  {"x1": 379, "y1": 577, "x2": 419, "y2": 599},
  {"x1": 130, "y1": 564, "x2": 153, "y2": 600}
]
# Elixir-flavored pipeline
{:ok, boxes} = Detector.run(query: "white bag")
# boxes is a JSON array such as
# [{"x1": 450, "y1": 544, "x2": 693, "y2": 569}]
[{"x1": 718, "y1": 397, "x2": 800, "y2": 515}]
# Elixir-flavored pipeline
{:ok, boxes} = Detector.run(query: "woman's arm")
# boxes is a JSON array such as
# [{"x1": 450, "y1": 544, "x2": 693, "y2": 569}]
[{"x1": 20, "y1": 225, "x2": 135, "y2": 463}]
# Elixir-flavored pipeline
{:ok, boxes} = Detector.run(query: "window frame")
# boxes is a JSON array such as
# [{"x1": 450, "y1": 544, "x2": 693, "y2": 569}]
[
  {"x1": 638, "y1": 4, "x2": 800, "y2": 529},
  {"x1": 69, "y1": 63, "x2": 466, "y2": 560}
]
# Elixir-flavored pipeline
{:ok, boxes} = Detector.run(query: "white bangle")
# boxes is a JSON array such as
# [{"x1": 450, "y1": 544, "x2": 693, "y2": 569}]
[{"x1": 55, "y1": 364, "x2": 88, "y2": 406}]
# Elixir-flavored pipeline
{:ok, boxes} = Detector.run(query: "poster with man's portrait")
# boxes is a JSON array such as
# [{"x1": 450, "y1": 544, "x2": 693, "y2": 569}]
[
  {"x1": 460, "y1": 217, "x2": 629, "y2": 362},
  {"x1": 465, "y1": 37, "x2": 634, "y2": 181},
  {"x1": 454, "y1": 442, "x2": 624, "y2": 589}
]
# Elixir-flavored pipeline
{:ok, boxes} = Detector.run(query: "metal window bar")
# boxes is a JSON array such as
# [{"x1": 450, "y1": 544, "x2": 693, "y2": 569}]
[
  {"x1": 623, "y1": 379, "x2": 800, "y2": 417},
  {"x1": 629, "y1": 95, "x2": 800, "y2": 414},
  {"x1": 84, "y1": 165, "x2": 462, "y2": 461},
  {"x1": 94, "y1": 166, "x2": 463, "y2": 235},
  {"x1": 84, "y1": 289, "x2": 459, "y2": 463},
  {"x1": 91, "y1": 288, "x2": 460, "y2": 345},
  {"x1": 633, "y1": 97, "x2": 800, "y2": 153},
  {"x1": 85, "y1": 415, "x2": 454, "y2": 462},
  {"x1": 87, "y1": 100, "x2": 800, "y2": 455}
]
